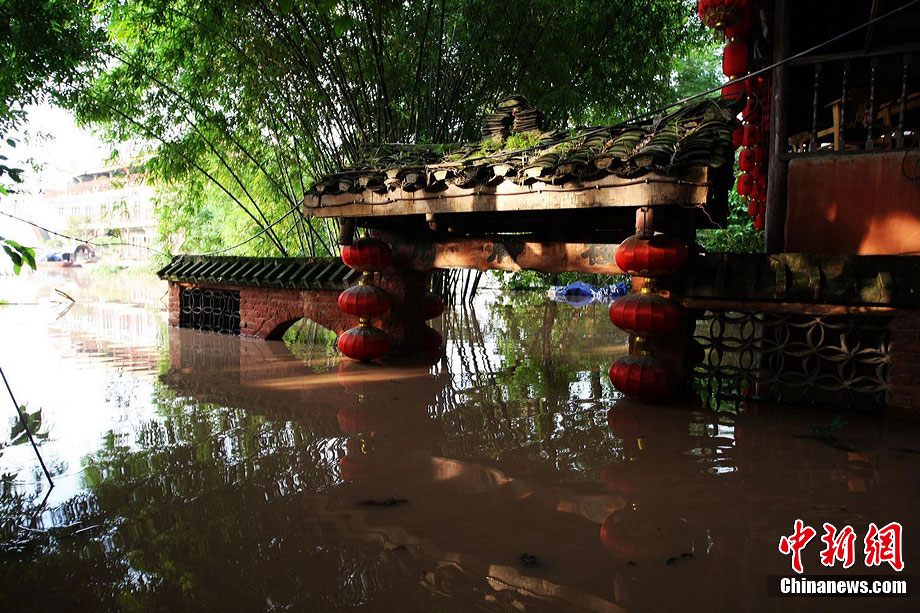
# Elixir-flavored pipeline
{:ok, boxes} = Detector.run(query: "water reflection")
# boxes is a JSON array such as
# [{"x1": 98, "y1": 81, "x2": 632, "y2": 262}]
[{"x1": 1, "y1": 273, "x2": 920, "y2": 610}]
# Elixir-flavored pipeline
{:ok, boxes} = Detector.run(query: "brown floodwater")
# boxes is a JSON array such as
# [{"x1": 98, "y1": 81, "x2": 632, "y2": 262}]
[{"x1": 0, "y1": 268, "x2": 919, "y2": 611}]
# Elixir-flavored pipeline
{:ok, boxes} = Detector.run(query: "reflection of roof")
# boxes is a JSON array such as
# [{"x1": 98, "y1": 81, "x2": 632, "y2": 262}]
[
  {"x1": 157, "y1": 256, "x2": 361, "y2": 289},
  {"x1": 308, "y1": 98, "x2": 736, "y2": 198}
]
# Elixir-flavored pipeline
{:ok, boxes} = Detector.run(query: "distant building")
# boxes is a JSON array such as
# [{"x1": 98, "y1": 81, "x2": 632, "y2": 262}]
[{"x1": 9, "y1": 166, "x2": 156, "y2": 261}]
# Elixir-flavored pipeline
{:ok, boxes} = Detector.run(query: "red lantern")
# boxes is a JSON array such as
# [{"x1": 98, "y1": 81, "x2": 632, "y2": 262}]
[
  {"x1": 751, "y1": 163, "x2": 765, "y2": 182},
  {"x1": 753, "y1": 147, "x2": 766, "y2": 166},
  {"x1": 337, "y1": 284, "x2": 391, "y2": 317},
  {"x1": 742, "y1": 123, "x2": 760, "y2": 147},
  {"x1": 725, "y1": 6, "x2": 752, "y2": 38},
  {"x1": 753, "y1": 214, "x2": 764, "y2": 231},
  {"x1": 747, "y1": 199, "x2": 758, "y2": 217},
  {"x1": 423, "y1": 293, "x2": 444, "y2": 319},
  {"x1": 609, "y1": 354, "x2": 674, "y2": 400},
  {"x1": 722, "y1": 40, "x2": 749, "y2": 78},
  {"x1": 731, "y1": 125, "x2": 743, "y2": 149},
  {"x1": 736, "y1": 173, "x2": 753, "y2": 196},
  {"x1": 698, "y1": 0, "x2": 747, "y2": 29},
  {"x1": 341, "y1": 237, "x2": 392, "y2": 271},
  {"x1": 338, "y1": 325, "x2": 390, "y2": 361},
  {"x1": 751, "y1": 182, "x2": 766, "y2": 201},
  {"x1": 609, "y1": 292, "x2": 681, "y2": 337},
  {"x1": 721, "y1": 79, "x2": 746, "y2": 102},
  {"x1": 615, "y1": 234, "x2": 689, "y2": 277},
  {"x1": 738, "y1": 148, "x2": 755, "y2": 172}
]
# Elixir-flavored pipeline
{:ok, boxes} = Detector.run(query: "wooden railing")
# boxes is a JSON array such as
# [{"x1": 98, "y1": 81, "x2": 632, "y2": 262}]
[{"x1": 784, "y1": 46, "x2": 918, "y2": 154}]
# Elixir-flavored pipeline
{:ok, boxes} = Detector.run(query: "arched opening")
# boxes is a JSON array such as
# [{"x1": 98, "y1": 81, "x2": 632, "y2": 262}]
[{"x1": 278, "y1": 317, "x2": 339, "y2": 361}]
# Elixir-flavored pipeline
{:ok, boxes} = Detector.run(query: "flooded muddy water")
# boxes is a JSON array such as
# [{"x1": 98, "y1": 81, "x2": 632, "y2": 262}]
[{"x1": 1, "y1": 269, "x2": 919, "y2": 611}]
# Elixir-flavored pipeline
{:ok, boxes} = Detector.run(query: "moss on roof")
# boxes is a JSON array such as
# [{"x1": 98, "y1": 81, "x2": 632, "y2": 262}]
[{"x1": 309, "y1": 98, "x2": 738, "y2": 197}]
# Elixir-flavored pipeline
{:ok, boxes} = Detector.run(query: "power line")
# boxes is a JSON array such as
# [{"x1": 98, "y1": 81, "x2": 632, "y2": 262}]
[{"x1": 0, "y1": 209, "x2": 168, "y2": 257}]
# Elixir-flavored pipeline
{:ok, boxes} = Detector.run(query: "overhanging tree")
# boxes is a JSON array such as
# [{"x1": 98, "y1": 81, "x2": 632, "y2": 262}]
[{"x1": 76, "y1": 0, "x2": 709, "y2": 258}]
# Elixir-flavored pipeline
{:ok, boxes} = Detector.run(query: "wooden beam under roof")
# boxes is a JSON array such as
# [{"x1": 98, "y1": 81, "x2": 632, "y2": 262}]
[{"x1": 305, "y1": 168, "x2": 710, "y2": 219}]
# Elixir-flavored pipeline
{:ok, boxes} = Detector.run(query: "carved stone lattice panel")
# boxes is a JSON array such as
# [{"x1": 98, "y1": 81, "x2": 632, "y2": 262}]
[
  {"x1": 691, "y1": 311, "x2": 890, "y2": 409},
  {"x1": 179, "y1": 287, "x2": 241, "y2": 335}
]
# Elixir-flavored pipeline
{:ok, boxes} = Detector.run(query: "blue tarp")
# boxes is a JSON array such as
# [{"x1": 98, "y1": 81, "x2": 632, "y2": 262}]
[{"x1": 548, "y1": 281, "x2": 628, "y2": 306}]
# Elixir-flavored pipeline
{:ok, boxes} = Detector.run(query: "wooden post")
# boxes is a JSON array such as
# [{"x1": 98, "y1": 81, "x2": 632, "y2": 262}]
[{"x1": 765, "y1": 0, "x2": 790, "y2": 254}]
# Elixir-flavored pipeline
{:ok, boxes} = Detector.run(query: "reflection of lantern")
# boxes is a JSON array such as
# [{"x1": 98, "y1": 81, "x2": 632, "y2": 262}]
[
  {"x1": 698, "y1": 0, "x2": 747, "y2": 29},
  {"x1": 601, "y1": 462, "x2": 648, "y2": 496},
  {"x1": 722, "y1": 40, "x2": 749, "y2": 78},
  {"x1": 736, "y1": 173, "x2": 753, "y2": 196},
  {"x1": 615, "y1": 235, "x2": 689, "y2": 277},
  {"x1": 600, "y1": 507, "x2": 693, "y2": 561},
  {"x1": 337, "y1": 360, "x2": 378, "y2": 396},
  {"x1": 423, "y1": 293, "x2": 444, "y2": 320},
  {"x1": 609, "y1": 292, "x2": 681, "y2": 337},
  {"x1": 607, "y1": 400, "x2": 692, "y2": 443},
  {"x1": 609, "y1": 353, "x2": 674, "y2": 400},
  {"x1": 337, "y1": 284, "x2": 391, "y2": 317},
  {"x1": 341, "y1": 237, "x2": 392, "y2": 271},
  {"x1": 337, "y1": 405, "x2": 386, "y2": 435},
  {"x1": 338, "y1": 325, "x2": 390, "y2": 361}
]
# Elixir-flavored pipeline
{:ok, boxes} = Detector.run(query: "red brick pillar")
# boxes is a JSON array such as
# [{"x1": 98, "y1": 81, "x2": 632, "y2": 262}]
[{"x1": 167, "y1": 283, "x2": 181, "y2": 327}]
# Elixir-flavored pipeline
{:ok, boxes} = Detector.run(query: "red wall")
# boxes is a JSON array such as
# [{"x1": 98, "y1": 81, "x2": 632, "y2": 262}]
[{"x1": 786, "y1": 152, "x2": 920, "y2": 254}]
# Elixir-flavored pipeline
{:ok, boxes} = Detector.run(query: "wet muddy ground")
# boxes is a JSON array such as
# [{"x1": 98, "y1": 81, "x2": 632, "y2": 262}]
[{"x1": 0, "y1": 269, "x2": 918, "y2": 611}]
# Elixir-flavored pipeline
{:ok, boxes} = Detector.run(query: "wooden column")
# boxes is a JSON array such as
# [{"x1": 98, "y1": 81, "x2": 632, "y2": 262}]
[{"x1": 765, "y1": 0, "x2": 790, "y2": 254}]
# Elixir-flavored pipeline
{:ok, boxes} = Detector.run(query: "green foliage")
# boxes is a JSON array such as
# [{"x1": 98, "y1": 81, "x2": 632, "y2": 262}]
[
  {"x1": 499, "y1": 270, "x2": 629, "y2": 291},
  {"x1": 810, "y1": 415, "x2": 848, "y2": 441},
  {"x1": 697, "y1": 190, "x2": 764, "y2": 253},
  {"x1": 0, "y1": 0, "x2": 104, "y2": 132},
  {"x1": 0, "y1": 236, "x2": 35, "y2": 275},
  {"x1": 70, "y1": 0, "x2": 708, "y2": 256}
]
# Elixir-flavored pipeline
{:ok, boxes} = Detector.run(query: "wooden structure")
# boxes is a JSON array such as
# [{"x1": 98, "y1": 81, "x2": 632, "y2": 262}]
[
  {"x1": 764, "y1": 0, "x2": 920, "y2": 254},
  {"x1": 306, "y1": 98, "x2": 735, "y2": 246}
]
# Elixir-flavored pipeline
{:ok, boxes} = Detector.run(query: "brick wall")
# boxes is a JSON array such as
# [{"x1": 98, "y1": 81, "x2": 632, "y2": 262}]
[
  {"x1": 168, "y1": 282, "x2": 352, "y2": 340},
  {"x1": 887, "y1": 313, "x2": 920, "y2": 416},
  {"x1": 239, "y1": 287, "x2": 351, "y2": 339}
]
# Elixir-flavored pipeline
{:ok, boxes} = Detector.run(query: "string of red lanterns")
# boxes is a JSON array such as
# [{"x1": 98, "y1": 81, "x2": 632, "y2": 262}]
[
  {"x1": 607, "y1": 210, "x2": 686, "y2": 402},
  {"x1": 705, "y1": 0, "x2": 770, "y2": 232},
  {"x1": 337, "y1": 236, "x2": 393, "y2": 361}
]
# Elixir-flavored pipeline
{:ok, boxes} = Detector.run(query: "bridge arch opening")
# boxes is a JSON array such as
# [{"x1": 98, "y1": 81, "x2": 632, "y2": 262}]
[{"x1": 275, "y1": 317, "x2": 337, "y2": 349}]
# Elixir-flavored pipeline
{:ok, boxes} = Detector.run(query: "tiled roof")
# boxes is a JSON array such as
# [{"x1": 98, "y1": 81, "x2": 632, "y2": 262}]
[
  {"x1": 157, "y1": 256, "x2": 360, "y2": 289},
  {"x1": 309, "y1": 98, "x2": 737, "y2": 197}
]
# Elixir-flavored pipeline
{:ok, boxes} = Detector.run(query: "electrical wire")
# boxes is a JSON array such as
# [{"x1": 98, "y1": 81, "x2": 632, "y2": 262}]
[
  {"x1": 0, "y1": 209, "x2": 168, "y2": 257},
  {"x1": 192, "y1": 203, "x2": 301, "y2": 255},
  {"x1": 315, "y1": 0, "x2": 920, "y2": 169}
]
